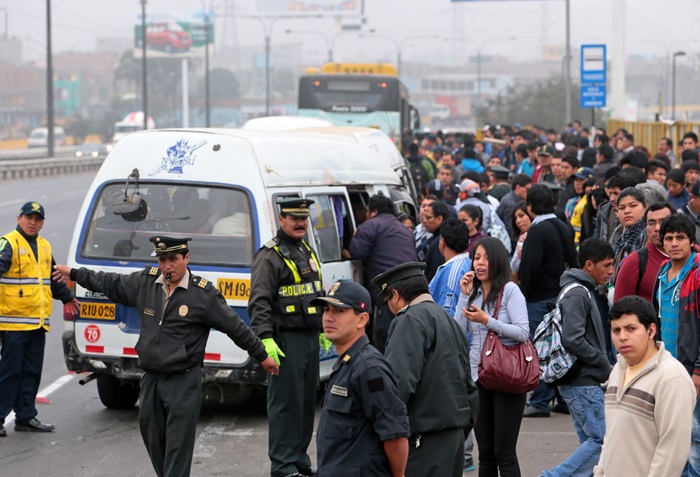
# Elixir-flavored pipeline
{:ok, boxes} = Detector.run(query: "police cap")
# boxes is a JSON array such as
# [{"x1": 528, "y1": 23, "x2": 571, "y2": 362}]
[
  {"x1": 538, "y1": 145, "x2": 555, "y2": 156},
  {"x1": 149, "y1": 236, "x2": 192, "y2": 256},
  {"x1": 277, "y1": 197, "x2": 315, "y2": 218},
  {"x1": 488, "y1": 165, "x2": 511, "y2": 180},
  {"x1": 311, "y1": 280, "x2": 371, "y2": 313},
  {"x1": 19, "y1": 201, "x2": 45, "y2": 219},
  {"x1": 371, "y1": 262, "x2": 426, "y2": 300}
]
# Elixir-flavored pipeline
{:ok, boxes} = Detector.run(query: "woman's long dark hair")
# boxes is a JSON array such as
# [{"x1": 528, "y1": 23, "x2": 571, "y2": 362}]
[
  {"x1": 511, "y1": 202, "x2": 530, "y2": 237},
  {"x1": 469, "y1": 236, "x2": 513, "y2": 311}
]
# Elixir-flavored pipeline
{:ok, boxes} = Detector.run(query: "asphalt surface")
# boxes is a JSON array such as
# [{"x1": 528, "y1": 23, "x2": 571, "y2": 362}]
[{"x1": 0, "y1": 171, "x2": 581, "y2": 476}]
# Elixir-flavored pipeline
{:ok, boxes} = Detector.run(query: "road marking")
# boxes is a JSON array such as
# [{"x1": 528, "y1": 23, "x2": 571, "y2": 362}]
[
  {"x1": 193, "y1": 425, "x2": 258, "y2": 458},
  {"x1": 0, "y1": 198, "x2": 25, "y2": 208},
  {"x1": 4, "y1": 373, "x2": 75, "y2": 426}
]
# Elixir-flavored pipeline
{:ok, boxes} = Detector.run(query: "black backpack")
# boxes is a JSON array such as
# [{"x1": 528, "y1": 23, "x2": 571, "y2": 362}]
[{"x1": 409, "y1": 161, "x2": 429, "y2": 194}]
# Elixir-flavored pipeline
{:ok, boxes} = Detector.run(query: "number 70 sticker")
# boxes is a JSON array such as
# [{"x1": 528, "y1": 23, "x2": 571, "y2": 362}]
[{"x1": 84, "y1": 324, "x2": 101, "y2": 343}]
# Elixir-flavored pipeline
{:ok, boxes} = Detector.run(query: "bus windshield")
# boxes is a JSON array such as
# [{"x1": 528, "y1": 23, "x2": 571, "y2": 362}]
[{"x1": 81, "y1": 182, "x2": 256, "y2": 267}]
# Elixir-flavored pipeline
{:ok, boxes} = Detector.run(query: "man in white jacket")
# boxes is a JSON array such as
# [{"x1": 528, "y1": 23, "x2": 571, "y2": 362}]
[{"x1": 594, "y1": 296, "x2": 695, "y2": 477}]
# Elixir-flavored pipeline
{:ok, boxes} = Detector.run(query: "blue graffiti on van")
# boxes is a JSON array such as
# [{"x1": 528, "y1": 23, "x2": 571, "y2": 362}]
[{"x1": 157, "y1": 139, "x2": 206, "y2": 174}]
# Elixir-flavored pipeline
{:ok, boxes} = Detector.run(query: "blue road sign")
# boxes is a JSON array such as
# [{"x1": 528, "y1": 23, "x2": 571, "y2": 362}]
[
  {"x1": 580, "y1": 84, "x2": 606, "y2": 108},
  {"x1": 581, "y1": 44, "x2": 606, "y2": 84}
]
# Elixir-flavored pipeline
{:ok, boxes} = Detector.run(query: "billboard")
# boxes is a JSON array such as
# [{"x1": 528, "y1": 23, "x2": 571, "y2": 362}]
[
  {"x1": 134, "y1": 11, "x2": 214, "y2": 58},
  {"x1": 255, "y1": 0, "x2": 361, "y2": 15}
]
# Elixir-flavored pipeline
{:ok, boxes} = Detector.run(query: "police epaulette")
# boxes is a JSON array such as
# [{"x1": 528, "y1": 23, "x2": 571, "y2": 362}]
[
  {"x1": 192, "y1": 276, "x2": 213, "y2": 290},
  {"x1": 143, "y1": 266, "x2": 160, "y2": 276},
  {"x1": 263, "y1": 237, "x2": 279, "y2": 249}
]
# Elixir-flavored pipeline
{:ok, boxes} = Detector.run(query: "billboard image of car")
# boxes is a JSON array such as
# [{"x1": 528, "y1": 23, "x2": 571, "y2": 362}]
[{"x1": 134, "y1": 11, "x2": 214, "y2": 58}]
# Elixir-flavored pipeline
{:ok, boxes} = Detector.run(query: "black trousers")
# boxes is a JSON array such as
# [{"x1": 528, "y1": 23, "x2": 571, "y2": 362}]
[
  {"x1": 371, "y1": 303, "x2": 394, "y2": 354},
  {"x1": 406, "y1": 427, "x2": 465, "y2": 477},
  {"x1": 0, "y1": 329, "x2": 46, "y2": 424},
  {"x1": 267, "y1": 330, "x2": 319, "y2": 477},
  {"x1": 139, "y1": 367, "x2": 202, "y2": 477},
  {"x1": 474, "y1": 382, "x2": 527, "y2": 477}
]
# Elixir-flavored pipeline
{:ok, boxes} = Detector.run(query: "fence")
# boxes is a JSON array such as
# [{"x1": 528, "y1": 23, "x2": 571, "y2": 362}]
[
  {"x1": 0, "y1": 156, "x2": 104, "y2": 181},
  {"x1": 607, "y1": 119, "x2": 700, "y2": 167}
]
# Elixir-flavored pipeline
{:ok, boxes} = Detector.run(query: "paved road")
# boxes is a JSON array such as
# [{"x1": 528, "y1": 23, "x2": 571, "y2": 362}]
[{"x1": 0, "y1": 172, "x2": 581, "y2": 476}]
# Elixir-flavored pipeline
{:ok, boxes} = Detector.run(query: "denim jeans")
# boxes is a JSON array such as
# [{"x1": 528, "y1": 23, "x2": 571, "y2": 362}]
[
  {"x1": 682, "y1": 397, "x2": 700, "y2": 477},
  {"x1": 540, "y1": 385, "x2": 605, "y2": 477},
  {"x1": 527, "y1": 300, "x2": 555, "y2": 412}
]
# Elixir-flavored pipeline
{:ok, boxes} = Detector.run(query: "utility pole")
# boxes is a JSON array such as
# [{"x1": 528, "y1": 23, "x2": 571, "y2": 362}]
[
  {"x1": 46, "y1": 0, "x2": 54, "y2": 158},
  {"x1": 140, "y1": 0, "x2": 148, "y2": 130}
]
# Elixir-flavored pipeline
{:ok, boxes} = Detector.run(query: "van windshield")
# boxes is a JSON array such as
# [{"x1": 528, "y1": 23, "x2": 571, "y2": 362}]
[{"x1": 81, "y1": 182, "x2": 256, "y2": 267}]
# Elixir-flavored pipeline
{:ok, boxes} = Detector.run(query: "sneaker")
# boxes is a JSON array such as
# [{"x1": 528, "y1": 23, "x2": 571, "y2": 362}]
[
  {"x1": 523, "y1": 405, "x2": 550, "y2": 418},
  {"x1": 0, "y1": 424, "x2": 6, "y2": 437},
  {"x1": 14, "y1": 418, "x2": 55, "y2": 433},
  {"x1": 464, "y1": 458, "x2": 476, "y2": 472}
]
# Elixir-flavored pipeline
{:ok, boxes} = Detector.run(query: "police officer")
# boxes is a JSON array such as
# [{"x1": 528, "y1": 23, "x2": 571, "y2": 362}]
[
  {"x1": 248, "y1": 197, "x2": 326, "y2": 477},
  {"x1": 313, "y1": 280, "x2": 410, "y2": 477},
  {"x1": 371, "y1": 262, "x2": 479, "y2": 477},
  {"x1": 0, "y1": 201, "x2": 80, "y2": 436},
  {"x1": 54, "y1": 236, "x2": 278, "y2": 477}
]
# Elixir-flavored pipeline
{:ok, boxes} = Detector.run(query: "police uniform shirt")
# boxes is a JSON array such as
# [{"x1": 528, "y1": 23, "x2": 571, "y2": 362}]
[
  {"x1": 71, "y1": 266, "x2": 267, "y2": 374},
  {"x1": 317, "y1": 335, "x2": 410, "y2": 476}
]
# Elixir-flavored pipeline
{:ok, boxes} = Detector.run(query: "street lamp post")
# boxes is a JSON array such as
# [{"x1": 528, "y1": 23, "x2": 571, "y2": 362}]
[
  {"x1": 244, "y1": 16, "x2": 288, "y2": 116},
  {"x1": 358, "y1": 32, "x2": 439, "y2": 76},
  {"x1": 672, "y1": 50, "x2": 686, "y2": 120},
  {"x1": 140, "y1": 0, "x2": 148, "y2": 130},
  {"x1": 201, "y1": 1, "x2": 215, "y2": 127},
  {"x1": 444, "y1": 37, "x2": 515, "y2": 104},
  {"x1": 46, "y1": 0, "x2": 54, "y2": 157},
  {"x1": 285, "y1": 29, "x2": 331, "y2": 63}
]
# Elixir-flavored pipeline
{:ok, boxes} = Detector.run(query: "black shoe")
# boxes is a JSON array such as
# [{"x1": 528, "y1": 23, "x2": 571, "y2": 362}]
[
  {"x1": 0, "y1": 424, "x2": 6, "y2": 437},
  {"x1": 14, "y1": 418, "x2": 55, "y2": 432},
  {"x1": 523, "y1": 405, "x2": 550, "y2": 418},
  {"x1": 300, "y1": 468, "x2": 318, "y2": 477},
  {"x1": 551, "y1": 402, "x2": 570, "y2": 414}
]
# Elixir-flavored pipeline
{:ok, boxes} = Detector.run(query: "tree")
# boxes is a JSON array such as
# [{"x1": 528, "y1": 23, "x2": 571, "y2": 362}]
[
  {"x1": 204, "y1": 68, "x2": 240, "y2": 105},
  {"x1": 473, "y1": 76, "x2": 604, "y2": 131}
]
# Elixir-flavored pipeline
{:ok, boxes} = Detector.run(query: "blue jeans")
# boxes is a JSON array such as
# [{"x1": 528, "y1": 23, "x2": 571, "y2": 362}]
[
  {"x1": 541, "y1": 385, "x2": 605, "y2": 477},
  {"x1": 683, "y1": 397, "x2": 700, "y2": 477},
  {"x1": 527, "y1": 300, "x2": 555, "y2": 412}
]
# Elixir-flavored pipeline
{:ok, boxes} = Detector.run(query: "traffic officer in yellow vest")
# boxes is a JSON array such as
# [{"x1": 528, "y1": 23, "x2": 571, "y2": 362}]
[
  {"x1": 248, "y1": 197, "x2": 327, "y2": 477},
  {"x1": 0, "y1": 202, "x2": 79, "y2": 436}
]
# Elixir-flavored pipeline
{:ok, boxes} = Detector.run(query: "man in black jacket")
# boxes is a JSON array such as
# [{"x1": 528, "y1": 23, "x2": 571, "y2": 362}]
[
  {"x1": 54, "y1": 237, "x2": 278, "y2": 477},
  {"x1": 349, "y1": 194, "x2": 418, "y2": 353},
  {"x1": 372, "y1": 262, "x2": 478, "y2": 477},
  {"x1": 520, "y1": 185, "x2": 577, "y2": 418},
  {"x1": 540, "y1": 238, "x2": 614, "y2": 477}
]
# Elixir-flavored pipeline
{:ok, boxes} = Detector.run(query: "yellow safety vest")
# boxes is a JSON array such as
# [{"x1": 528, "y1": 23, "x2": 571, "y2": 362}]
[
  {"x1": 0, "y1": 230, "x2": 53, "y2": 331},
  {"x1": 273, "y1": 240, "x2": 323, "y2": 316}
]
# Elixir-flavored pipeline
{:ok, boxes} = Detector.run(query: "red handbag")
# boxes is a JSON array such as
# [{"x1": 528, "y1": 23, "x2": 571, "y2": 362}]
[{"x1": 477, "y1": 289, "x2": 540, "y2": 394}]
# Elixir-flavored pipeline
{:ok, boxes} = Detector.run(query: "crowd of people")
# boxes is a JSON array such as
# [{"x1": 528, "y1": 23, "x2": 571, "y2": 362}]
[{"x1": 386, "y1": 122, "x2": 700, "y2": 476}]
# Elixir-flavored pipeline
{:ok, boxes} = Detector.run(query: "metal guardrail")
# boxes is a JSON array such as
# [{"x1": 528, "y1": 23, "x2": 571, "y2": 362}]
[
  {"x1": 0, "y1": 156, "x2": 105, "y2": 181},
  {"x1": 0, "y1": 146, "x2": 79, "y2": 161}
]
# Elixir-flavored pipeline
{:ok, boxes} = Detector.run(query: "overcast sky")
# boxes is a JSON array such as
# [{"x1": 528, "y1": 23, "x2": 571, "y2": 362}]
[{"x1": 5, "y1": 0, "x2": 700, "y2": 65}]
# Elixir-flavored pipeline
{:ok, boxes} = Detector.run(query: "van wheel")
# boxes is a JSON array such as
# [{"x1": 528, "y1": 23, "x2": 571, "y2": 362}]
[{"x1": 96, "y1": 375, "x2": 139, "y2": 409}]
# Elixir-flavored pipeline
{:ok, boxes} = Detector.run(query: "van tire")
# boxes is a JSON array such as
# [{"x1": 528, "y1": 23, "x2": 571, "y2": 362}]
[{"x1": 97, "y1": 375, "x2": 140, "y2": 409}]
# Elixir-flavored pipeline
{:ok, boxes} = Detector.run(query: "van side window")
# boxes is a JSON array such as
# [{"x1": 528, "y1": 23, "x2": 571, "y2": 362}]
[{"x1": 307, "y1": 195, "x2": 348, "y2": 263}]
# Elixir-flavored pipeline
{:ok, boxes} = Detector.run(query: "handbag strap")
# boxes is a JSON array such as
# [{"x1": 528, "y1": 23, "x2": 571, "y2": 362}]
[{"x1": 490, "y1": 287, "x2": 505, "y2": 321}]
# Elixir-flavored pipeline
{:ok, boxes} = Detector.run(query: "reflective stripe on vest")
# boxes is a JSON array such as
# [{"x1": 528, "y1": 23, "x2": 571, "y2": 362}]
[
  {"x1": 0, "y1": 230, "x2": 53, "y2": 331},
  {"x1": 272, "y1": 240, "x2": 322, "y2": 285}
]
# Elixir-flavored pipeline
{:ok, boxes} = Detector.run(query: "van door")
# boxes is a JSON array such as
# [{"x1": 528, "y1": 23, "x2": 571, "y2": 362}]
[{"x1": 301, "y1": 187, "x2": 361, "y2": 286}]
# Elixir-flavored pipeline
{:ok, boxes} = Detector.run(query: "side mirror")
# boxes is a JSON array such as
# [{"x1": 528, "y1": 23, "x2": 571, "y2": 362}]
[{"x1": 112, "y1": 194, "x2": 148, "y2": 222}]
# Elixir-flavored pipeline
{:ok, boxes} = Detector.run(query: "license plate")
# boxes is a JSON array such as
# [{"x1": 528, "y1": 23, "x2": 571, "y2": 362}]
[
  {"x1": 80, "y1": 302, "x2": 116, "y2": 320},
  {"x1": 217, "y1": 279, "x2": 251, "y2": 300}
]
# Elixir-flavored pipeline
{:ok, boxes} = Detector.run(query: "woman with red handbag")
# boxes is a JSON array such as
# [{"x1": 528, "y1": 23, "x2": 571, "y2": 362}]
[{"x1": 457, "y1": 236, "x2": 532, "y2": 477}]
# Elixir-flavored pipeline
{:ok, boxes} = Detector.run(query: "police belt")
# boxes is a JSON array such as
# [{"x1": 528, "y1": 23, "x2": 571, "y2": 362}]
[
  {"x1": 278, "y1": 280, "x2": 323, "y2": 298},
  {"x1": 146, "y1": 367, "x2": 196, "y2": 379}
]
